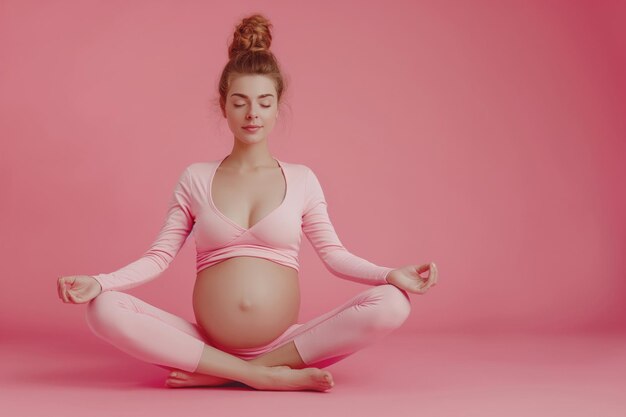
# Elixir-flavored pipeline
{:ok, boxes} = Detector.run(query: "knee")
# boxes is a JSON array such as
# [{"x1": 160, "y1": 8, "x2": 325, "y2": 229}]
[
  {"x1": 369, "y1": 284, "x2": 411, "y2": 330},
  {"x1": 85, "y1": 291, "x2": 125, "y2": 336}
]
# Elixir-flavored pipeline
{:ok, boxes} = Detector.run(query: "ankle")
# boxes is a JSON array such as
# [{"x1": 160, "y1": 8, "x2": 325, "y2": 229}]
[
  {"x1": 241, "y1": 364, "x2": 278, "y2": 390},
  {"x1": 243, "y1": 362, "x2": 272, "y2": 385}
]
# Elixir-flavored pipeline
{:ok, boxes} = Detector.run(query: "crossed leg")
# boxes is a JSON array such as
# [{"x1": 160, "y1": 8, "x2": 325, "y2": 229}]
[{"x1": 85, "y1": 284, "x2": 411, "y2": 389}]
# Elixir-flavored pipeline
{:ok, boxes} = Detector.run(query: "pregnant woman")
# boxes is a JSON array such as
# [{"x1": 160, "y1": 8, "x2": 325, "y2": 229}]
[{"x1": 56, "y1": 13, "x2": 438, "y2": 392}]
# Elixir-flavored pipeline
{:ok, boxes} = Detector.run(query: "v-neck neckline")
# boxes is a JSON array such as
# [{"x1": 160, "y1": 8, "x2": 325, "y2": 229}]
[{"x1": 208, "y1": 155, "x2": 288, "y2": 232}]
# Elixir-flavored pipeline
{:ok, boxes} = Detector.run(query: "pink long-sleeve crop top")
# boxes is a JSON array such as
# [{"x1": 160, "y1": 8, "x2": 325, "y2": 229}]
[{"x1": 91, "y1": 155, "x2": 394, "y2": 292}]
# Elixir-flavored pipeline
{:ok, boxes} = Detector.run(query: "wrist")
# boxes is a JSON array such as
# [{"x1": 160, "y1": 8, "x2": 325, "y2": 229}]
[
  {"x1": 90, "y1": 275, "x2": 103, "y2": 293},
  {"x1": 384, "y1": 269, "x2": 397, "y2": 284}
]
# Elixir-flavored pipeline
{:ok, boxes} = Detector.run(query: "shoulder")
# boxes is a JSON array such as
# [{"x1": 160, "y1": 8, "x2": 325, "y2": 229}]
[
  {"x1": 287, "y1": 162, "x2": 324, "y2": 194},
  {"x1": 168, "y1": 161, "x2": 215, "y2": 188},
  {"x1": 276, "y1": 157, "x2": 317, "y2": 175},
  {"x1": 275, "y1": 160, "x2": 323, "y2": 196},
  {"x1": 295, "y1": 163, "x2": 320, "y2": 183},
  {"x1": 183, "y1": 160, "x2": 217, "y2": 178},
  {"x1": 279, "y1": 160, "x2": 312, "y2": 176}
]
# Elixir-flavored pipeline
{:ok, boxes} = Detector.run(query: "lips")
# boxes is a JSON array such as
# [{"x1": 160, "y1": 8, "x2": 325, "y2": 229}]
[{"x1": 243, "y1": 125, "x2": 261, "y2": 128}]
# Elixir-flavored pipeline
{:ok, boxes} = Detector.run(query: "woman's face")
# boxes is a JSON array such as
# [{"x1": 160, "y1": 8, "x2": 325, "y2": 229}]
[{"x1": 224, "y1": 74, "x2": 279, "y2": 144}]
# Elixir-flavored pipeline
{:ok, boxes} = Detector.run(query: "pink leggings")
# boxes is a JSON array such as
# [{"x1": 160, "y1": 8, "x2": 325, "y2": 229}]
[{"x1": 85, "y1": 284, "x2": 411, "y2": 373}]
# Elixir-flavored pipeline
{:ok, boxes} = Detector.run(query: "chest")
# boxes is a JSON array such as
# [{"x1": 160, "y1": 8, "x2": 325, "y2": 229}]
[{"x1": 210, "y1": 167, "x2": 287, "y2": 231}]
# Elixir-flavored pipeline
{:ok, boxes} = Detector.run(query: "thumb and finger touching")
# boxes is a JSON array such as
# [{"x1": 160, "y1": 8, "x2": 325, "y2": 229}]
[
  {"x1": 58, "y1": 276, "x2": 81, "y2": 304},
  {"x1": 424, "y1": 263, "x2": 438, "y2": 290},
  {"x1": 414, "y1": 262, "x2": 438, "y2": 292}
]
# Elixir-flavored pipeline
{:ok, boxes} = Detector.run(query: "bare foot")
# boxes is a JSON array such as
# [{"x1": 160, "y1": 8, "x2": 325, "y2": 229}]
[
  {"x1": 164, "y1": 364, "x2": 334, "y2": 392},
  {"x1": 164, "y1": 357, "x2": 268, "y2": 388},
  {"x1": 249, "y1": 365, "x2": 334, "y2": 392},
  {"x1": 165, "y1": 370, "x2": 235, "y2": 388}
]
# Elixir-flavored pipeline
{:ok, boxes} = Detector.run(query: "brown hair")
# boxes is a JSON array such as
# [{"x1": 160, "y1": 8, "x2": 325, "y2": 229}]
[{"x1": 218, "y1": 14, "x2": 286, "y2": 116}]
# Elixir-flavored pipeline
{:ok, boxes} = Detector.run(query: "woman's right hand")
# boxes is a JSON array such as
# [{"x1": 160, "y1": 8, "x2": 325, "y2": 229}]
[{"x1": 57, "y1": 275, "x2": 102, "y2": 304}]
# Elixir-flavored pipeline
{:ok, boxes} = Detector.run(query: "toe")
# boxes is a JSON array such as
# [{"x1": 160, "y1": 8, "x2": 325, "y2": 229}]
[
  {"x1": 170, "y1": 371, "x2": 189, "y2": 380},
  {"x1": 165, "y1": 378, "x2": 181, "y2": 387},
  {"x1": 323, "y1": 372, "x2": 334, "y2": 387},
  {"x1": 312, "y1": 370, "x2": 333, "y2": 388}
]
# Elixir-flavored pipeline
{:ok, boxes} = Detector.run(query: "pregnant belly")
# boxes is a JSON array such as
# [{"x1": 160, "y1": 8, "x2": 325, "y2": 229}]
[{"x1": 192, "y1": 256, "x2": 300, "y2": 350}]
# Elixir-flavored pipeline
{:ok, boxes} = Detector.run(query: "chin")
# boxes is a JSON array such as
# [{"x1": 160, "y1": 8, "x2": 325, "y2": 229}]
[{"x1": 236, "y1": 135, "x2": 266, "y2": 143}]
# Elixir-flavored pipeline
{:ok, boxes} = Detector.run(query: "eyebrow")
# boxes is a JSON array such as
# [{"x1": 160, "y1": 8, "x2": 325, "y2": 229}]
[{"x1": 230, "y1": 93, "x2": 274, "y2": 99}]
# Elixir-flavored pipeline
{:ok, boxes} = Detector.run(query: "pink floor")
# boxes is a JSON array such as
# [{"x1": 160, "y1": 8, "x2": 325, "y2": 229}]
[{"x1": 2, "y1": 329, "x2": 625, "y2": 417}]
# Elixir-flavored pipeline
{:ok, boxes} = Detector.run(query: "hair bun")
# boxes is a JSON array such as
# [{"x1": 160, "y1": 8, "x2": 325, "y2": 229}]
[{"x1": 229, "y1": 14, "x2": 273, "y2": 59}]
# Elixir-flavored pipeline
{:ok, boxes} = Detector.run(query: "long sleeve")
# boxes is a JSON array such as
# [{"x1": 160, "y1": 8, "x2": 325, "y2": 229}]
[
  {"x1": 91, "y1": 167, "x2": 195, "y2": 292},
  {"x1": 301, "y1": 167, "x2": 393, "y2": 286}
]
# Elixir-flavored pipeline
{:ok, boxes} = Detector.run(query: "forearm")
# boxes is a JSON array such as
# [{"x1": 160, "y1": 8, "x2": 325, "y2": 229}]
[{"x1": 321, "y1": 248, "x2": 393, "y2": 286}]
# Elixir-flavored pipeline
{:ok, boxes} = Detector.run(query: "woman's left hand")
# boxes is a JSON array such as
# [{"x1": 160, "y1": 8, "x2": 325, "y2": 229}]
[{"x1": 386, "y1": 262, "x2": 438, "y2": 295}]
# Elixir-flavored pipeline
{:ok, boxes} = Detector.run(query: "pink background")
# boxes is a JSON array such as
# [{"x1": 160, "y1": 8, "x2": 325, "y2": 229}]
[{"x1": 1, "y1": 1, "x2": 625, "y2": 416}]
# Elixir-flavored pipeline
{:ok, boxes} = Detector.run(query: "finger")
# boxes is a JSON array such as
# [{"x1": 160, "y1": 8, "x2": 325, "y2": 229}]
[
  {"x1": 413, "y1": 281, "x2": 427, "y2": 294},
  {"x1": 67, "y1": 291, "x2": 78, "y2": 304},
  {"x1": 423, "y1": 264, "x2": 438, "y2": 290},
  {"x1": 60, "y1": 280, "x2": 70, "y2": 303},
  {"x1": 422, "y1": 276, "x2": 435, "y2": 291},
  {"x1": 58, "y1": 278, "x2": 66, "y2": 302},
  {"x1": 431, "y1": 263, "x2": 439, "y2": 285},
  {"x1": 426, "y1": 263, "x2": 437, "y2": 284},
  {"x1": 426, "y1": 279, "x2": 437, "y2": 289},
  {"x1": 57, "y1": 278, "x2": 63, "y2": 300}
]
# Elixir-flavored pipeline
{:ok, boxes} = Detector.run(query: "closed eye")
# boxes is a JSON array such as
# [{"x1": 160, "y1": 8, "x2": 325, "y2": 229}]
[{"x1": 234, "y1": 104, "x2": 271, "y2": 108}]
